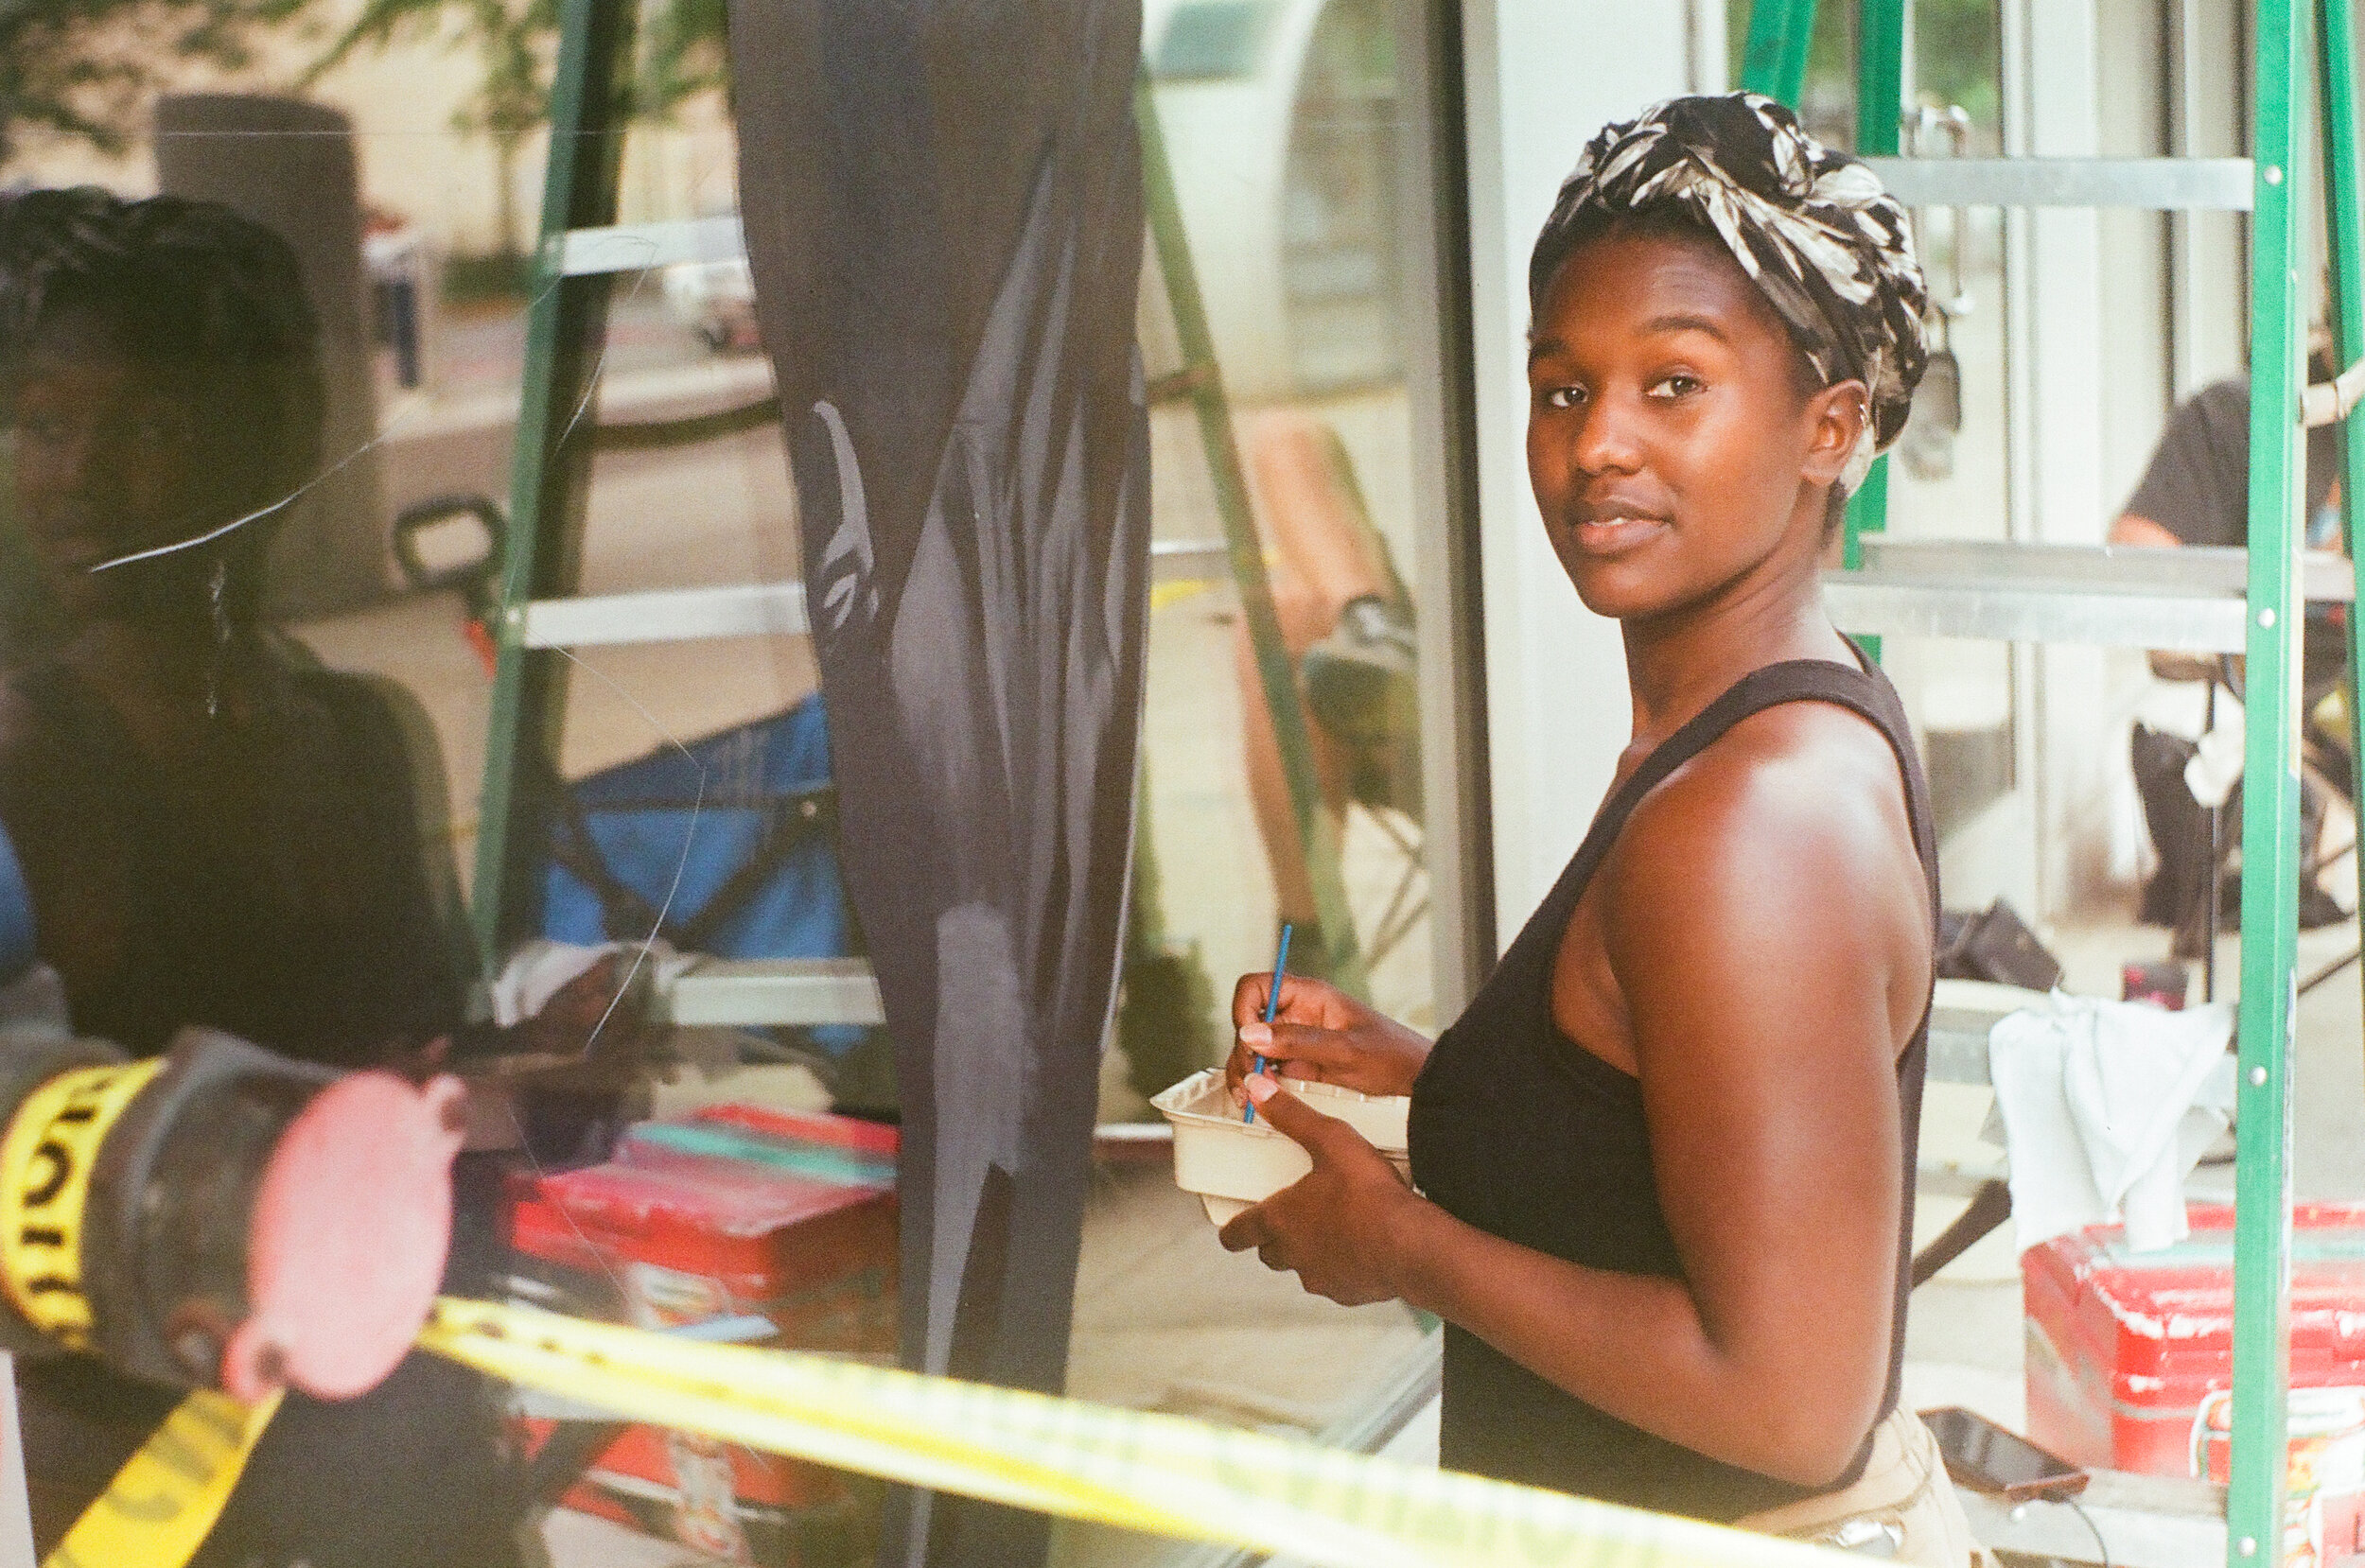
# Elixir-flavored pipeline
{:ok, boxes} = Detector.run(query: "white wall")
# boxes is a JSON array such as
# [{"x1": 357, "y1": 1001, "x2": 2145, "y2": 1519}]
[
  {"x1": 2001, "y1": 0, "x2": 2112, "y2": 918},
  {"x1": 1458, "y1": 1, "x2": 1714, "y2": 944}
]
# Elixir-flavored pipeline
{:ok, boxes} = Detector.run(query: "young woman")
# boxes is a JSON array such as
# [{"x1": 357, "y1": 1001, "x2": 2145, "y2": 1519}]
[
  {"x1": 0, "y1": 188, "x2": 523, "y2": 1568},
  {"x1": 1221, "y1": 95, "x2": 1977, "y2": 1563}
]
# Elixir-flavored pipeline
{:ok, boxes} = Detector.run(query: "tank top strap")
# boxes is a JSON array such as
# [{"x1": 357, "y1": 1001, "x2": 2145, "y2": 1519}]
[
  {"x1": 1504, "y1": 643, "x2": 1930, "y2": 988},
  {"x1": 1527, "y1": 647, "x2": 1936, "y2": 950}
]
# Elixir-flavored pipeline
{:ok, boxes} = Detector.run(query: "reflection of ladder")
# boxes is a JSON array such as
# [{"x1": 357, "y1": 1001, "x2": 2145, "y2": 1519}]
[
  {"x1": 1134, "y1": 73, "x2": 1373, "y2": 999},
  {"x1": 1742, "y1": 1, "x2": 2359, "y2": 1557},
  {"x1": 462, "y1": 0, "x2": 881, "y2": 1032},
  {"x1": 467, "y1": 0, "x2": 1373, "y2": 1034}
]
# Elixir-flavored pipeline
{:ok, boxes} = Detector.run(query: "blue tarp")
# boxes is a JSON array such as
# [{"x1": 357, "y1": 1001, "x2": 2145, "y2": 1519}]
[{"x1": 539, "y1": 694, "x2": 863, "y2": 1053}]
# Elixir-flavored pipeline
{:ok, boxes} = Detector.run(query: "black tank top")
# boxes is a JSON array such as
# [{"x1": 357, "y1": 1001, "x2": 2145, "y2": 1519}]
[
  {"x1": 0, "y1": 657, "x2": 468, "y2": 1062},
  {"x1": 1408, "y1": 651, "x2": 1936, "y2": 1522}
]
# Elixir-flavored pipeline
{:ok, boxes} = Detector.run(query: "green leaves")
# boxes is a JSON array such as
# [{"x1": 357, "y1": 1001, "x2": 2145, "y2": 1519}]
[{"x1": 0, "y1": 0, "x2": 727, "y2": 175}]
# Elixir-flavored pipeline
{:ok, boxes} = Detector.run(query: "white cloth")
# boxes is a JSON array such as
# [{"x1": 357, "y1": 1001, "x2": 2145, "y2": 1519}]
[
  {"x1": 487, "y1": 937, "x2": 688, "y2": 1028},
  {"x1": 1987, "y1": 992, "x2": 2237, "y2": 1252},
  {"x1": 2183, "y1": 710, "x2": 2245, "y2": 809}
]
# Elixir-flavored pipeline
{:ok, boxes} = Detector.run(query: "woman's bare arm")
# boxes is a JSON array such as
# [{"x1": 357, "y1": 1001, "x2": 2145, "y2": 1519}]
[
  {"x1": 1421, "y1": 711, "x2": 1920, "y2": 1481},
  {"x1": 1228, "y1": 707, "x2": 1926, "y2": 1487}
]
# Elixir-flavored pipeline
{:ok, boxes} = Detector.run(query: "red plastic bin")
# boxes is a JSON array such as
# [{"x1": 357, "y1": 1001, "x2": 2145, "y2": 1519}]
[
  {"x1": 506, "y1": 1106, "x2": 899, "y2": 1563},
  {"x1": 2024, "y1": 1204, "x2": 2365, "y2": 1568}
]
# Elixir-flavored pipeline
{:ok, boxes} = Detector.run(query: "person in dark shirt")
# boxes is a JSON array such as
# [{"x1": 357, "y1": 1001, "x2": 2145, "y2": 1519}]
[
  {"x1": 1215, "y1": 96, "x2": 1974, "y2": 1563},
  {"x1": 0, "y1": 188, "x2": 523, "y2": 1568},
  {"x1": 2111, "y1": 372, "x2": 2351, "y2": 938},
  {"x1": 2113, "y1": 374, "x2": 2339, "y2": 554}
]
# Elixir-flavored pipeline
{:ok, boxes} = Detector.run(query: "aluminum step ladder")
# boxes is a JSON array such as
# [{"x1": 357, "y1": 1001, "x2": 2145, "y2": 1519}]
[
  {"x1": 1738, "y1": 1, "x2": 2365, "y2": 1559},
  {"x1": 467, "y1": 1, "x2": 1375, "y2": 1034}
]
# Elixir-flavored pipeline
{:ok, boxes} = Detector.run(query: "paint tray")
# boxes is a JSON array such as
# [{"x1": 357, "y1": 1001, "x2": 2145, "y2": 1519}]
[{"x1": 1149, "y1": 1067, "x2": 1410, "y2": 1226}]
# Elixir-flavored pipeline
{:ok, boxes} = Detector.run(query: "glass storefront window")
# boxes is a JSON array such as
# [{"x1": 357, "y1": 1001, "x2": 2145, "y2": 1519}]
[
  {"x1": 0, "y1": 0, "x2": 1469, "y2": 1561},
  {"x1": 1067, "y1": 2, "x2": 1460, "y2": 1559}
]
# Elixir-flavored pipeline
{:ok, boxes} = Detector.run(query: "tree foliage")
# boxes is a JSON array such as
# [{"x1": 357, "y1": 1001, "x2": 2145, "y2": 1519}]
[
  {"x1": 0, "y1": 0, "x2": 298, "y2": 161},
  {"x1": 298, "y1": 0, "x2": 727, "y2": 133},
  {"x1": 0, "y1": 0, "x2": 728, "y2": 189},
  {"x1": 290, "y1": 0, "x2": 727, "y2": 253}
]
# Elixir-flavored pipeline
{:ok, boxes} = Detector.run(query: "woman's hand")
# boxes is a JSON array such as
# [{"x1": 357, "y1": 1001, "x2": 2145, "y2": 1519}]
[
  {"x1": 1218, "y1": 1074, "x2": 1418, "y2": 1307},
  {"x1": 1222, "y1": 972, "x2": 1431, "y2": 1099}
]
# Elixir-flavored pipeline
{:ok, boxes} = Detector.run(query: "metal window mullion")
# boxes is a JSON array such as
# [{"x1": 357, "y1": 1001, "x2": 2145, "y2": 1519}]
[
  {"x1": 2171, "y1": 0, "x2": 2207, "y2": 398},
  {"x1": 2319, "y1": 0, "x2": 2365, "y2": 1068},
  {"x1": 2228, "y1": 0, "x2": 2312, "y2": 1559}
]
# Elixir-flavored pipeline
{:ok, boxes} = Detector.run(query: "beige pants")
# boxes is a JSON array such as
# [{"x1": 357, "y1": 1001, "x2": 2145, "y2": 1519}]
[{"x1": 1736, "y1": 1409, "x2": 1992, "y2": 1567}]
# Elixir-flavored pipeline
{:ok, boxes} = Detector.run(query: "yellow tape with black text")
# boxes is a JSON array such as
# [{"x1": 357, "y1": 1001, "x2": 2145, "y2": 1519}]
[
  {"x1": 417, "y1": 1296, "x2": 1848, "y2": 1568},
  {"x1": 41, "y1": 1387, "x2": 282, "y2": 1568},
  {"x1": 0, "y1": 1058, "x2": 289, "y2": 1568},
  {"x1": 5, "y1": 1061, "x2": 1847, "y2": 1568},
  {"x1": 51, "y1": 1289, "x2": 1853, "y2": 1568},
  {"x1": 0, "y1": 1060, "x2": 163, "y2": 1349}
]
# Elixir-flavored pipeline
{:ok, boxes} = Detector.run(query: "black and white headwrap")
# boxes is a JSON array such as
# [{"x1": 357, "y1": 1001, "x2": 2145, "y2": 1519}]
[{"x1": 1531, "y1": 93, "x2": 1929, "y2": 494}]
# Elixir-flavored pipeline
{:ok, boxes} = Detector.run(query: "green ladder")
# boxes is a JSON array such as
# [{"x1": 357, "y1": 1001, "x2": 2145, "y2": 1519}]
[
  {"x1": 1741, "y1": 1, "x2": 2365, "y2": 1561},
  {"x1": 466, "y1": 0, "x2": 1371, "y2": 1035}
]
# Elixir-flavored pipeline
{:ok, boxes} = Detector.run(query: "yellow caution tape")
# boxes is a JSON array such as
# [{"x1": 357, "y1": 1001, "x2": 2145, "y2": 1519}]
[
  {"x1": 0, "y1": 1055, "x2": 277, "y2": 1568},
  {"x1": 419, "y1": 1296, "x2": 1848, "y2": 1568},
  {"x1": 0, "y1": 1059, "x2": 163, "y2": 1350},
  {"x1": 7, "y1": 1055, "x2": 1844, "y2": 1568},
  {"x1": 43, "y1": 1387, "x2": 281, "y2": 1568},
  {"x1": 48, "y1": 1284, "x2": 1849, "y2": 1568}
]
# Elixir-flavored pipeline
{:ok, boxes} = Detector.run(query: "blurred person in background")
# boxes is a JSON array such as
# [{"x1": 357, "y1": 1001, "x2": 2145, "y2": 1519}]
[{"x1": 2111, "y1": 357, "x2": 2353, "y2": 946}]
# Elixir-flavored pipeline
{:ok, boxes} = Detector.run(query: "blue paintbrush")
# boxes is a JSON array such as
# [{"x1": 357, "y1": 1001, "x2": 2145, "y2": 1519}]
[{"x1": 1245, "y1": 923, "x2": 1293, "y2": 1125}]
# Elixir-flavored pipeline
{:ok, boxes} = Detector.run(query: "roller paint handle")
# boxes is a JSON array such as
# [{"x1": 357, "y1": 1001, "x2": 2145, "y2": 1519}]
[{"x1": 1245, "y1": 924, "x2": 1292, "y2": 1125}]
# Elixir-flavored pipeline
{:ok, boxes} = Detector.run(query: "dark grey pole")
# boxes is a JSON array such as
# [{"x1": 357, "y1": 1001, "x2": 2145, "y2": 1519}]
[
  {"x1": 153, "y1": 94, "x2": 390, "y2": 620},
  {"x1": 728, "y1": 5, "x2": 1149, "y2": 1564}
]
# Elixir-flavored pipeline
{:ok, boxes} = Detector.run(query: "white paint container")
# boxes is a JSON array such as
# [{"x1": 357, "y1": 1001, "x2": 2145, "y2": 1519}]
[{"x1": 1149, "y1": 1068, "x2": 1411, "y2": 1226}]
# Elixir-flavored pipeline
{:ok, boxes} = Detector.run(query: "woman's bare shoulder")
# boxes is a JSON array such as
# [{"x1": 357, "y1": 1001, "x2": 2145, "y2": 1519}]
[
  {"x1": 1589, "y1": 699, "x2": 1929, "y2": 1088},
  {"x1": 1603, "y1": 700, "x2": 1921, "y2": 947}
]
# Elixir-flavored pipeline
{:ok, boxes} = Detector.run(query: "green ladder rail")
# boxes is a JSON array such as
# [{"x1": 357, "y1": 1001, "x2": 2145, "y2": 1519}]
[
  {"x1": 468, "y1": 4, "x2": 1373, "y2": 1024},
  {"x1": 2229, "y1": 1, "x2": 2310, "y2": 1552},
  {"x1": 470, "y1": 0, "x2": 633, "y2": 974},
  {"x1": 1743, "y1": 1, "x2": 2363, "y2": 1560},
  {"x1": 1737, "y1": 0, "x2": 1817, "y2": 110}
]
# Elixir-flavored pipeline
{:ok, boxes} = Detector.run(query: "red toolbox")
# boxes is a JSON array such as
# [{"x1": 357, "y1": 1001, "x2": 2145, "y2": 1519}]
[
  {"x1": 2025, "y1": 1204, "x2": 2365, "y2": 1567},
  {"x1": 507, "y1": 1106, "x2": 899, "y2": 1564}
]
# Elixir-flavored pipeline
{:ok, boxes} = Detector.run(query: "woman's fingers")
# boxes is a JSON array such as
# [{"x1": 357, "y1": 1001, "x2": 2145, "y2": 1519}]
[
  {"x1": 1231, "y1": 970, "x2": 1353, "y2": 1030},
  {"x1": 1231, "y1": 970, "x2": 1274, "y2": 1029},
  {"x1": 1224, "y1": 970, "x2": 1430, "y2": 1095},
  {"x1": 1218, "y1": 1203, "x2": 1267, "y2": 1253},
  {"x1": 1228, "y1": 1008, "x2": 1355, "y2": 1094},
  {"x1": 1242, "y1": 1073, "x2": 1356, "y2": 1156},
  {"x1": 1235, "y1": 1019, "x2": 1356, "y2": 1068}
]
